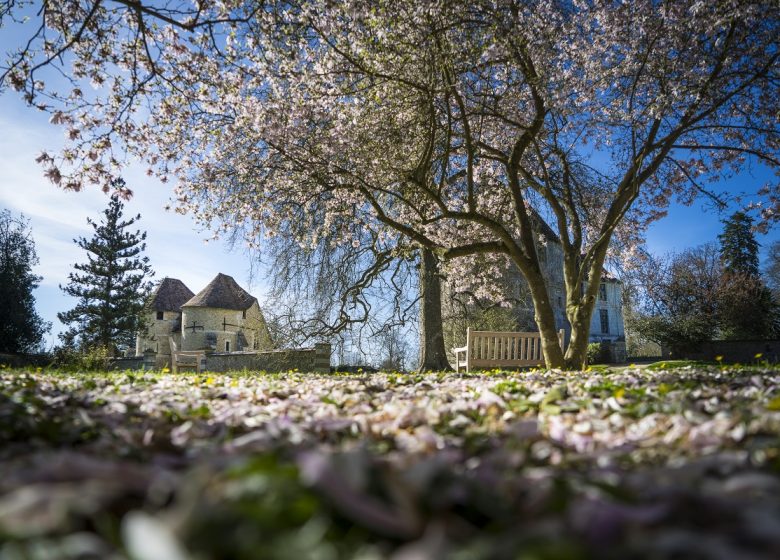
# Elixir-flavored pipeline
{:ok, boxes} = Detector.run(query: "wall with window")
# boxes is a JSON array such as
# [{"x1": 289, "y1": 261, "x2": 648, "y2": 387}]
[
  {"x1": 443, "y1": 235, "x2": 627, "y2": 354},
  {"x1": 180, "y1": 302, "x2": 273, "y2": 353},
  {"x1": 589, "y1": 279, "x2": 625, "y2": 342},
  {"x1": 135, "y1": 310, "x2": 182, "y2": 356},
  {"x1": 501, "y1": 241, "x2": 569, "y2": 334}
]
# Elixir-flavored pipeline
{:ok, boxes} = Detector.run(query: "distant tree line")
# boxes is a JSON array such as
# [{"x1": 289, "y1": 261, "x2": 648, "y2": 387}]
[{"x1": 628, "y1": 212, "x2": 779, "y2": 356}]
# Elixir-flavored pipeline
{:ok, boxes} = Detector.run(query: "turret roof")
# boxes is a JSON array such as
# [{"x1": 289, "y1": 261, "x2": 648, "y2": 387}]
[
  {"x1": 148, "y1": 278, "x2": 195, "y2": 312},
  {"x1": 182, "y1": 273, "x2": 257, "y2": 310}
]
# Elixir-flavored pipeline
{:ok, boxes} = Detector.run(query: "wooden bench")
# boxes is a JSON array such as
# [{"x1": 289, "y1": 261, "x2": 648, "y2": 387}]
[
  {"x1": 452, "y1": 328, "x2": 565, "y2": 372},
  {"x1": 169, "y1": 337, "x2": 206, "y2": 374}
]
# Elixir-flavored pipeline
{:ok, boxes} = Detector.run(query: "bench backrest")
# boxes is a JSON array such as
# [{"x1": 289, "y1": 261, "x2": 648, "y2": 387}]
[{"x1": 465, "y1": 328, "x2": 564, "y2": 367}]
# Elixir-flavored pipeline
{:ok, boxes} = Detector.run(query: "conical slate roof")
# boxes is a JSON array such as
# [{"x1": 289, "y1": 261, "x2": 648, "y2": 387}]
[
  {"x1": 182, "y1": 273, "x2": 257, "y2": 311},
  {"x1": 149, "y1": 278, "x2": 195, "y2": 312}
]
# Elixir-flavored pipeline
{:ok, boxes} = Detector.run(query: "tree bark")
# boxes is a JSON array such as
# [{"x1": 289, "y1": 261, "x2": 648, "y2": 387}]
[
  {"x1": 564, "y1": 306, "x2": 594, "y2": 370},
  {"x1": 523, "y1": 267, "x2": 566, "y2": 368},
  {"x1": 418, "y1": 248, "x2": 451, "y2": 371},
  {"x1": 562, "y1": 255, "x2": 609, "y2": 370}
]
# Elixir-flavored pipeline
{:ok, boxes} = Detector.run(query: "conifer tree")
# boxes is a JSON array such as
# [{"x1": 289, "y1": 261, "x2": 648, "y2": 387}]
[
  {"x1": 717, "y1": 211, "x2": 774, "y2": 339},
  {"x1": 718, "y1": 212, "x2": 760, "y2": 276},
  {"x1": 58, "y1": 184, "x2": 154, "y2": 353},
  {"x1": 0, "y1": 210, "x2": 50, "y2": 353}
]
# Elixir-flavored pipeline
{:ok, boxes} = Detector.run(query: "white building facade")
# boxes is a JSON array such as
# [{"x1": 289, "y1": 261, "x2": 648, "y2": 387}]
[{"x1": 589, "y1": 277, "x2": 625, "y2": 343}]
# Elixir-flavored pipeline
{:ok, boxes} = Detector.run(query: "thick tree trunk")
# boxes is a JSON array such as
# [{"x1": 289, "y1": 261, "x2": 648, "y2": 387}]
[
  {"x1": 562, "y1": 258, "x2": 606, "y2": 370},
  {"x1": 524, "y1": 268, "x2": 566, "y2": 369},
  {"x1": 565, "y1": 306, "x2": 594, "y2": 370},
  {"x1": 418, "y1": 248, "x2": 451, "y2": 371}
]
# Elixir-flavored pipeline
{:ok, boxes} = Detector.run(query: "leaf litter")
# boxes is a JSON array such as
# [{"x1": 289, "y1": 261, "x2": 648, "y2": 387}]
[{"x1": 1, "y1": 366, "x2": 779, "y2": 559}]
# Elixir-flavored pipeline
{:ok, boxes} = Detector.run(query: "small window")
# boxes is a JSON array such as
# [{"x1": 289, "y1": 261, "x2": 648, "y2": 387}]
[
  {"x1": 242, "y1": 309, "x2": 247, "y2": 319},
  {"x1": 557, "y1": 296, "x2": 562, "y2": 308},
  {"x1": 156, "y1": 311, "x2": 164, "y2": 320},
  {"x1": 599, "y1": 284, "x2": 607, "y2": 301},
  {"x1": 225, "y1": 340, "x2": 230, "y2": 352},
  {"x1": 600, "y1": 309, "x2": 610, "y2": 334}
]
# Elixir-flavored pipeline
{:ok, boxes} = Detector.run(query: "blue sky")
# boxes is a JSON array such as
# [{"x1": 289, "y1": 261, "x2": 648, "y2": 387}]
[{"x1": 0, "y1": 92, "x2": 262, "y2": 348}]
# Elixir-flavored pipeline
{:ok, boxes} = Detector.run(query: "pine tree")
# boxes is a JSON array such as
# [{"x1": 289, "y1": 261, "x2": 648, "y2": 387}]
[
  {"x1": 0, "y1": 210, "x2": 51, "y2": 353},
  {"x1": 717, "y1": 211, "x2": 774, "y2": 339},
  {"x1": 58, "y1": 185, "x2": 154, "y2": 353},
  {"x1": 718, "y1": 211, "x2": 760, "y2": 276}
]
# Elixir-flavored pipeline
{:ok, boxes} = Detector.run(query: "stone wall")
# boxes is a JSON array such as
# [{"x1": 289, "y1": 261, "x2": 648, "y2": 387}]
[
  {"x1": 0, "y1": 352, "x2": 51, "y2": 368},
  {"x1": 245, "y1": 302, "x2": 274, "y2": 351},
  {"x1": 597, "y1": 340, "x2": 627, "y2": 364},
  {"x1": 663, "y1": 339, "x2": 780, "y2": 364},
  {"x1": 136, "y1": 310, "x2": 181, "y2": 356},
  {"x1": 181, "y1": 304, "x2": 273, "y2": 353},
  {"x1": 114, "y1": 344, "x2": 331, "y2": 372},
  {"x1": 204, "y1": 343, "x2": 331, "y2": 373},
  {"x1": 135, "y1": 343, "x2": 329, "y2": 373}
]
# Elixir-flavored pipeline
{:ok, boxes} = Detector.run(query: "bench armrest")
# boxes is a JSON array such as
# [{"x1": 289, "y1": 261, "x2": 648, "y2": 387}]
[{"x1": 452, "y1": 346, "x2": 468, "y2": 373}]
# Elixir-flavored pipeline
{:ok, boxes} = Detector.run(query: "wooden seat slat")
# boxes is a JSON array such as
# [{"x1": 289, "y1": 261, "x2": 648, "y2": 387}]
[
  {"x1": 169, "y1": 337, "x2": 206, "y2": 373},
  {"x1": 452, "y1": 328, "x2": 565, "y2": 373}
]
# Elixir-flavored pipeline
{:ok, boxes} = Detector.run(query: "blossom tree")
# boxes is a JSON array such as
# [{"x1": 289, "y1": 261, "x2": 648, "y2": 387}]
[
  {"x1": 258, "y1": 219, "x2": 428, "y2": 368},
  {"x1": 2, "y1": 0, "x2": 778, "y2": 368}
]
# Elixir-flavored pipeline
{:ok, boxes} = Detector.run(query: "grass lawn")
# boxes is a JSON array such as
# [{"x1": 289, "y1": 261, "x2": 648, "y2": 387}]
[
  {"x1": 644, "y1": 360, "x2": 713, "y2": 371},
  {"x1": 1, "y1": 365, "x2": 779, "y2": 559}
]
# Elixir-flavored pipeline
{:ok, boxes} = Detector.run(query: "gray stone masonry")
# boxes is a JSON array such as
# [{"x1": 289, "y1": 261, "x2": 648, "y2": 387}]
[
  {"x1": 124, "y1": 343, "x2": 332, "y2": 373},
  {"x1": 205, "y1": 343, "x2": 331, "y2": 372}
]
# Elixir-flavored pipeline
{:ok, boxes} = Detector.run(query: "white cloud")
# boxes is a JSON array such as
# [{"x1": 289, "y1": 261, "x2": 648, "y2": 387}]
[{"x1": 0, "y1": 96, "x2": 267, "y2": 346}]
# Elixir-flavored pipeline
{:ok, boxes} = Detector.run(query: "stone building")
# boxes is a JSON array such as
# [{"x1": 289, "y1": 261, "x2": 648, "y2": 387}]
[
  {"x1": 136, "y1": 273, "x2": 273, "y2": 356},
  {"x1": 590, "y1": 276, "x2": 625, "y2": 344},
  {"x1": 135, "y1": 277, "x2": 194, "y2": 356},
  {"x1": 506, "y1": 217, "x2": 570, "y2": 333},
  {"x1": 180, "y1": 273, "x2": 273, "y2": 353},
  {"x1": 504, "y1": 233, "x2": 626, "y2": 347}
]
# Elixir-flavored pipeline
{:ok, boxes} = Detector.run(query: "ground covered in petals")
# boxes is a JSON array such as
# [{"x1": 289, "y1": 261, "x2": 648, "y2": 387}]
[{"x1": 1, "y1": 366, "x2": 780, "y2": 559}]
